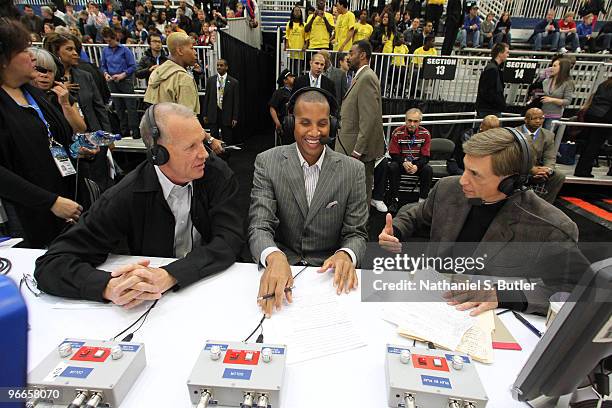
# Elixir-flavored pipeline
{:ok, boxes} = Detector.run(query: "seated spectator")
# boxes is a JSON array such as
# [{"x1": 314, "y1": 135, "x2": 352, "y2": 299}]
[
  {"x1": 403, "y1": 17, "x2": 422, "y2": 52},
  {"x1": 34, "y1": 103, "x2": 244, "y2": 304},
  {"x1": 77, "y1": 10, "x2": 89, "y2": 36},
  {"x1": 387, "y1": 108, "x2": 433, "y2": 212},
  {"x1": 248, "y1": 89, "x2": 368, "y2": 317},
  {"x1": 63, "y1": 3, "x2": 78, "y2": 27},
  {"x1": 236, "y1": 3, "x2": 244, "y2": 17},
  {"x1": 176, "y1": 8, "x2": 193, "y2": 33},
  {"x1": 111, "y1": 14, "x2": 123, "y2": 30},
  {"x1": 162, "y1": 0, "x2": 176, "y2": 20},
  {"x1": 481, "y1": 12, "x2": 495, "y2": 48},
  {"x1": 413, "y1": 35, "x2": 437, "y2": 67},
  {"x1": 178, "y1": 0, "x2": 194, "y2": 19},
  {"x1": 136, "y1": 33, "x2": 168, "y2": 82},
  {"x1": 104, "y1": 2, "x2": 115, "y2": 20},
  {"x1": 456, "y1": 114, "x2": 500, "y2": 169},
  {"x1": 577, "y1": 13, "x2": 595, "y2": 52},
  {"x1": 41, "y1": 5, "x2": 66, "y2": 28},
  {"x1": 123, "y1": 9, "x2": 136, "y2": 34},
  {"x1": 134, "y1": 2, "x2": 150, "y2": 26},
  {"x1": 20, "y1": 5, "x2": 44, "y2": 36},
  {"x1": 192, "y1": 9, "x2": 207, "y2": 35},
  {"x1": 493, "y1": 11, "x2": 512, "y2": 46},
  {"x1": 516, "y1": 108, "x2": 565, "y2": 203},
  {"x1": 43, "y1": 23, "x2": 55, "y2": 36},
  {"x1": 156, "y1": 11, "x2": 168, "y2": 32},
  {"x1": 459, "y1": 5, "x2": 481, "y2": 49},
  {"x1": 533, "y1": 9, "x2": 560, "y2": 52},
  {"x1": 0, "y1": 19, "x2": 83, "y2": 248},
  {"x1": 144, "y1": 0, "x2": 156, "y2": 16},
  {"x1": 135, "y1": 19, "x2": 149, "y2": 43},
  {"x1": 86, "y1": 2, "x2": 109, "y2": 42},
  {"x1": 559, "y1": 11, "x2": 580, "y2": 52},
  {"x1": 595, "y1": 21, "x2": 612, "y2": 53},
  {"x1": 579, "y1": 0, "x2": 606, "y2": 29},
  {"x1": 197, "y1": 22, "x2": 213, "y2": 45}
]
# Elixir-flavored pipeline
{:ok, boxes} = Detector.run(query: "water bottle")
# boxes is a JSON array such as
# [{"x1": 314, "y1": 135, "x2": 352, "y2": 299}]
[{"x1": 69, "y1": 130, "x2": 121, "y2": 158}]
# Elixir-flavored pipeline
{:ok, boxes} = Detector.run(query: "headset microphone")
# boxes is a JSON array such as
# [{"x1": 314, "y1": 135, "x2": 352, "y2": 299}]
[{"x1": 319, "y1": 136, "x2": 331, "y2": 145}]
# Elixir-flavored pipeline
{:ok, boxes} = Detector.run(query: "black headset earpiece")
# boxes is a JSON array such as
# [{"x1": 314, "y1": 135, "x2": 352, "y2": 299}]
[
  {"x1": 145, "y1": 104, "x2": 170, "y2": 166},
  {"x1": 497, "y1": 127, "x2": 533, "y2": 196},
  {"x1": 282, "y1": 86, "x2": 340, "y2": 143}
]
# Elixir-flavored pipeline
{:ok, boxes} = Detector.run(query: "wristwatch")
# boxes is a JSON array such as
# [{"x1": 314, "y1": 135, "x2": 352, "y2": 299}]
[{"x1": 206, "y1": 136, "x2": 215, "y2": 145}]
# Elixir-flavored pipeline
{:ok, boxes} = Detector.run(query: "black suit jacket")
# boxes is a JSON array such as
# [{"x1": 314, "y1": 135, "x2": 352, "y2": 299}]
[
  {"x1": 292, "y1": 74, "x2": 338, "y2": 104},
  {"x1": 71, "y1": 68, "x2": 111, "y2": 132},
  {"x1": 475, "y1": 59, "x2": 506, "y2": 115},
  {"x1": 34, "y1": 156, "x2": 244, "y2": 302},
  {"x1": 202, "y1": 74, "x2": 240, "y2": 126}
]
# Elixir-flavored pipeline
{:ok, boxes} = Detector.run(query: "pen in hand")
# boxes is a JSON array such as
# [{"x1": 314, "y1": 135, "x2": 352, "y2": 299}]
[{"x1": 257, "y1": 286, "x2": 294, "y2": 301}]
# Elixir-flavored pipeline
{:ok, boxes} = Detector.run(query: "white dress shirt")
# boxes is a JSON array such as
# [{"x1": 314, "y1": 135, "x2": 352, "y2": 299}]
[
  {"x1": 309, "y1": 72, "x2": 321, "y2": 88},
  {"x1": 260, "y1": 146, "x2": 357, "y2": 267},
  {"x1": 154, "y1": 166, "x2": 201, "y2": 258}
]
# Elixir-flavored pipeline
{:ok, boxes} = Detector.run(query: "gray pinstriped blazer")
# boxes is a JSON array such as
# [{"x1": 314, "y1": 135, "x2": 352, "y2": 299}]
[{"x1": 248, "y1": 144, "x2": 368, "y2": 266}]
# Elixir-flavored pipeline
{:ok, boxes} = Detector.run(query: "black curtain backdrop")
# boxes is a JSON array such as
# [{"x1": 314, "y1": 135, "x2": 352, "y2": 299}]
[{"x1": 219, "y1": 31, "x2": 276, "y2": 142}]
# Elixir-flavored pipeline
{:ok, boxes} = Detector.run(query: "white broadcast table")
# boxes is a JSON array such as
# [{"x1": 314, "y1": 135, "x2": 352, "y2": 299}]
[{"x1": 0, "y1": 248, "x2": 544, "y2": 407}]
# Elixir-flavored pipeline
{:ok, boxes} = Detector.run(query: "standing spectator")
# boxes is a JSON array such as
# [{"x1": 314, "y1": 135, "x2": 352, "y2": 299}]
[
  {"x1": 268, "y1": 69, "x2": 295, "y2": 144},
  {"x1": 305, "y1": 0, "x2": 334, "y2": 50},
  {"x1": 413, "y1": 35, "x2": 437, "y2": 67},
  {"x1": 403, "y1": 17, "x2": 422, "y2": 52},
  {"x1": 135, "y1": 19, "x2": 149, "y2": 43},
  {"x1": 335, "y1": 40, "x2": 385, "y2": 204},
  {"x1": 123, "y1": 9, "x2": 136, "y2": 34},
  {"x1": 0, "y1": 18, "x2": 83, "y2": 248},
  {"x1": 333, "y1": 0, "x2": 355, "y2": 52},
  {"x1": 100, "y1": 27, "x2": 139, "y2": 138},
  {"x1": 559, "y1": 12, "x2": 580, "y2": 53},
  {"x1": 475, "y1": 42, "x2": 509, "y2": 118},
  {"x1": 353, "y1": 9, "x2": 373, "y2": 42},
  {"x1": 405, "y1": 0, "x2": 421, "y2": 19},
  {"x1": 493, "y1": 11, "x2": 512, "y2": 46},
  {"x1": 481, "y1": 12, "x2": 495, "y2": 49},
  {"x1": 155, "y1": 11, "x2": 167, "y2": 32},
  {"x1": 203, "y1": 59, "x2": 240, "y2": 146},
  {"x1": 29, "y1": 47, "x2": 86, "y2": 133},
  {"x1": 292, "y1": 53, "x2": 337, "y2": 100},
  {"x1": 388, "y1": 108, "x2": 433, "y2": 209},
  {"x1": 533, "y1": 9, "x2": 560, "y2": 52},
  {"x1": 370, "y1": 10, "x2": 395, "y2": 52},
  {"x1": 41, "y1": 5, "x2": 66, "y2": 28},
  {"x1": 285, "y1": 5, "x2": 305, "y2": 61},
  {"x1": 144, "y1": 32, "x2": 202, "y2": 117},
  {"x1": 321, "y1": 50, "x2": 348, "y2": 106},
  {"x1": 577, "y1": 13, "x2": 595, "y2": 52},
  {"x1": 516, "y1": 108, "x2": 565, "y2": 203},
  {"x1": 541, "y1": 57, "x2": 574, "y2": 130},
  {"x1": 21, "y1": 5, "x2": 44, "y2": 35},
  {"x1": 425, "y1": 0, "x2": 444, "y2": 35},
  {"x1": 134, "y1": 2, "x2": 150, "y2": 25},
  {"x1": 441, "y1": 0, "x2": 462, "y2": 55},
  {"x1": 579, "y1": 0, "x2": 606, "y2": 29},
  {"x1": 135, "y1": 33, "x2": 168, "y2": 82},
  {"x1": 574, "y1": 77, "x2": 612, "y2": 177},
  {"x1": 459, "y1": 5, "x2": 481, "y2": 49}
]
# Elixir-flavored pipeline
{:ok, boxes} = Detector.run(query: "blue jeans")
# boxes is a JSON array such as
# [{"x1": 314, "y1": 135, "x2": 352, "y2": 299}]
[
  {"x1": 460, "y1": 29, "x2": 480, "y2": 47},
  {"x1": 494, "y1": 31, "x2": 511, "y2": 46},
  {"x1": 534, "y1": 31, "x2": 560, "y2": 51},
  {"x1": 560, "y1": 32, "x2": 579, "y2": 50}
]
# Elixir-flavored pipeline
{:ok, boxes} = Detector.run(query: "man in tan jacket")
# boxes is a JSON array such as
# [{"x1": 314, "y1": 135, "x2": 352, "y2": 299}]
[
  {"x1": 335, "y1": 40, "x2": 385, "y2": 203},
  {"x1": 144, "y1": 32, "x2": 200, "y2": 114}
]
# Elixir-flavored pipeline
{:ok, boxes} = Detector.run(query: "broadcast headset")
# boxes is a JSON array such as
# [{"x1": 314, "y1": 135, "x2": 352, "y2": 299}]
[{"x1": 282, "y1": 86, "x2": 340, "y2": 145}]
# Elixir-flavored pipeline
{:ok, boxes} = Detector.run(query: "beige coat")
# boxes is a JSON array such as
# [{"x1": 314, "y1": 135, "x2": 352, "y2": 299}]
[
  {"x1": 143, "y1": 60, "x2": 200, "y2": 114},
  {"x1": 335, "y1": 65, "x2": 385, "y2": 162}
]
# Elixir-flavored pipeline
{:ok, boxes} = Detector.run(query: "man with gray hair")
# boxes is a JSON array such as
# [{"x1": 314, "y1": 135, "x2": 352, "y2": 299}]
[
  {"x1": 34, "y1": 102, "x2": 244, "y2": 307},
  {"x1": 379, "y1": 127, "x2": 581, "y2": 316},
  {"x1": 41, "y1": 5, "x2": 66, "y2": 28}
]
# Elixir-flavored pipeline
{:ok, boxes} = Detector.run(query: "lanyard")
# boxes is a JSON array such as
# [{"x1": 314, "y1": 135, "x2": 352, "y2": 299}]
[
  {"x1": 405, "y1": 131, "x2": 417, "y2": 161},
  {"x1": 23, "y1": 90, "x2": 57, "y2": 146}
]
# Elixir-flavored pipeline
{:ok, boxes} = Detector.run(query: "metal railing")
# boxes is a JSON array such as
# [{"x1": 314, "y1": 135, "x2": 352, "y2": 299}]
[
  {"x1": 260, "y1": 0, "x2": 368, "y2": 13},
  {"x1": 225, "y1": 16, "x2": 262, "y2": 49},
  {"x1": 282, "y1": 48, "x2": 612, "y2": 109}
]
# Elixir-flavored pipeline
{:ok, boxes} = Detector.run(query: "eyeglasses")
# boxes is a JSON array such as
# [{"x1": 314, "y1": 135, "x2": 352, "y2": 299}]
[{"x1": 35, "y1": 65, "x2": 51, "y2": 74}]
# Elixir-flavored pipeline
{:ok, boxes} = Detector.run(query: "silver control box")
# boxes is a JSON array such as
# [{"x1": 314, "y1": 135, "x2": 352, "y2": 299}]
[
  {"x1": 187, "y1": 340, "x2": 287, "y2": 407},
  {"x1": 385, "y1": 344, "x2": 488, "y2": 408},
  {"x1": 28, "y1": 338, "x2": 146, "y2": 407}
]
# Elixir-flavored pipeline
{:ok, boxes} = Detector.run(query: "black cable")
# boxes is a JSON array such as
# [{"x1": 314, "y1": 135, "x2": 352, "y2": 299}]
[
  {"x1": 496, "y1": 309, "x2": 512, "y2": 315},
  {"x1": 111, "y1": 299, "x2": 159, "y2": 341},
  {"x1": 244, "y1": 314, "x2": 265, "y2": 343},
  {"x1": 0, "y1": 257, "x2": 12, "y2": 275}
]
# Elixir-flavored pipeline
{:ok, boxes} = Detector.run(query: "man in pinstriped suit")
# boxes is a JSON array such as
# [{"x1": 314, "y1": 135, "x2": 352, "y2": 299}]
[{"x1": 248, "y1": 90, "x2": 368, "y2": 317}]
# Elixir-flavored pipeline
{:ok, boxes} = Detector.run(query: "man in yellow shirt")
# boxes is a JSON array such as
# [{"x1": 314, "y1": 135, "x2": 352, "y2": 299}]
[
  {"x1": 413, "y1": 35, "x2": 437, "y2": 67},
  {"x1": 305, "y1": 0, "x2": 334, "y2": 49},
  {"x1": 353, "y1": 9, "x2": 373, "y2": 42},
  {"x1": 333, "y1": 0, "x2": 355, "y2": 51}
]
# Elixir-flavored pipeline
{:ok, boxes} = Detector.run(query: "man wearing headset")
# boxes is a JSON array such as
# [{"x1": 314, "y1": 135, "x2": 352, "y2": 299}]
[
  {"x1": 248, "y1": 88, "x2": 368, "y2": 317},
  {"x1": 34, "y1": 103, "x2": 244, "y2": 307},
  {"x1": 379, "y1": 128, "x2": 583, "y2": 316}
]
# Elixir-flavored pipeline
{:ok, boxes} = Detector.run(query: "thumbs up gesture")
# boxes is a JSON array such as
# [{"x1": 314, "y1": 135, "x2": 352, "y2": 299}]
[{"x1": 378, "y1": 213, "x2": 402, "y2": 253}]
